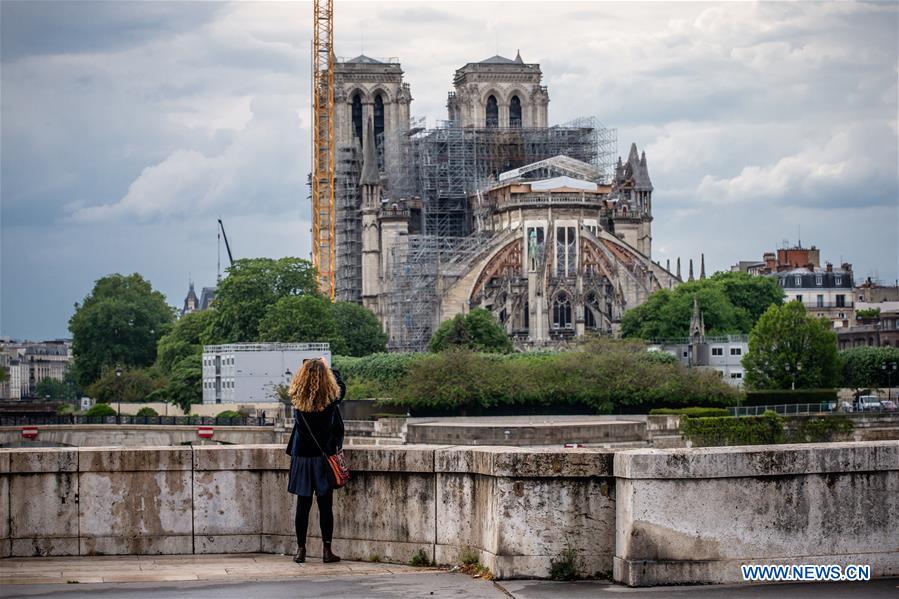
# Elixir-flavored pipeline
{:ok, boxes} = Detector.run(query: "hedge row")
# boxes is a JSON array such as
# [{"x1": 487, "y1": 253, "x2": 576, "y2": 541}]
[
  {"x1": 743, "y1": 388, "x2": 838, "y2": 406},
  {"x1": 680, "y1": 412, "x2": 854, "y2": 447},
  {"x1": 649, "y1": 407, "x2": 731, "y2": 418}
]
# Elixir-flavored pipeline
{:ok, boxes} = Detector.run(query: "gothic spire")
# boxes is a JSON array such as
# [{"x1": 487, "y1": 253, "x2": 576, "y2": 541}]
[
  {"x1": 688, "y1": 259, "x2": 694, "y2": 282},
  {"x1": 690, "y1": 296, "x2": 705, "y2": 340},
  {"x1": 700, "y1": 253, "x2": 706, "y2": 280},
  {"x1": 514, "y1": 49, "x2": 524, "y2": 63},
  {"x1": 360, "y1": 116, "x2": 379, "y2": 185},
  {"x1": 676, "y1": 257, "x2": 681, "y2": 280}
]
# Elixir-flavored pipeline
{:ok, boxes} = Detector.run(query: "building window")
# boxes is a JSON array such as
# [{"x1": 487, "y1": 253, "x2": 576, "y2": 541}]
[
  {"x1": 817, "y1": 294, "x2": 824, "y2": 308},
  {"x1": 794, "y1": 276, "x2": 801, "y2": 286},
  {"x1": 815, "y1": 275, "x2": 822, "y2": 286},
  {"x1": 730, "y1": 372, "x2": 743, "y2": 379},
  {"x1": 835, "y1": 276, "x2": 842, "y2": 286},
  {"x1": 486, "y1": 95, "x2": 498, "y2": 128},
  {"x1": 352, "y1": 93, "x2": 363, "y2": 142},
  {"x1": 552, "y1": 293, "x2": 572, "y2": 329},
  {"x1": 796, "y1": 294, "x2": 803, "y2": 303},
  {"x1": 510, "y1": 95, "x2": 522, "y2": 127},
  {"x1": 555, "y1": 226, "x2": 576, "y2": 277},
  {"x1": 836, "y1": 294, "x2": 845, "y2": 307},
  {"x1": 712, "y1": 347, "x2": 723, "y2": 356},
  {"x1": 374, "y1": 93, "x2": 385, "y2": 148},
  {"x1": 730, "y1": 347, "x2": 742, "y2": 356},
  {"x1": 527, "y1": 227, "x2": 545, "y2": 271}
]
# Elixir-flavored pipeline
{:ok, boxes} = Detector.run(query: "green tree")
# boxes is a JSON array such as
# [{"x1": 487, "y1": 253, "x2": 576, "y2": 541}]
[
  {"x1": 156, "y1": 310, "x2": 213, "y2": 373},
  {"x1": 135, "y1": 406, "x2": 159, "y2": 417},
  {"x1": 86, "y1": 367, "x2": 168, "y2": 404},
  {"x1": 428, "y1": 308, "x2": 513, "y2": 353},
  {"x1": 332, "y1": 302, "x2": 388, "y2": 356},
  {"x1": 206, "y1": 258, "x2": 318, "y2": 343},
  {"x1": 167, "y1": 354, "x2": 202, "y2": 413},
  {"x1": 839, "y1": 346, "x2": 899, "y2": 389},
  {"x1": 69, "y1": 273, "x2": 176, "y2": 386},
  {"x1": 34, "y1": 377, "x2": 77, "y2": 401},
  {"x1": 742, "y1": 301, "x2": 840, "y2": 390},
  {"x1": 621, "y1": 273, "x2": 784, "y2": 339},
  {"x1": 257, "y1": 295, "x2": 341, "y2": 346}
]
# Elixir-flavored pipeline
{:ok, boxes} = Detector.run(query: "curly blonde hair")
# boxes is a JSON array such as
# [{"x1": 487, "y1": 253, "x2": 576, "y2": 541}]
[{"x1": 289, "y1": 359, "x2": 340, "y2": 412}]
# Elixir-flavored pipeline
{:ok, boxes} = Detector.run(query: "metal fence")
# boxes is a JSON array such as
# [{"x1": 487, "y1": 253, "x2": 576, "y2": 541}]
[
  {"x1": 0, "y1": 415, "x2": 273, "y2": 427},
  {"x1": 729, "y1": 403, "x2": 896, "y2": 417}
]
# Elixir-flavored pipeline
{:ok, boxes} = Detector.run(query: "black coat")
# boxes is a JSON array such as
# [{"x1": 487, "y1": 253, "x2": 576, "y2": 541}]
[{"x1": 285, "y1": 369, "x2": 346, "y2": 458}]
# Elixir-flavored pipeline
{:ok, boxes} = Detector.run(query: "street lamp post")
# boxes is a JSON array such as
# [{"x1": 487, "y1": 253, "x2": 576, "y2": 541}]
[
  {"x1": 883, "y1": 362, "x2": 898, "y2": 402},
  {"x1": 115, "y1": 367, "x2": 123, "y2": 423},
  {"x1": 785, "y1": 363, "x2": 802, "y2": 391}
]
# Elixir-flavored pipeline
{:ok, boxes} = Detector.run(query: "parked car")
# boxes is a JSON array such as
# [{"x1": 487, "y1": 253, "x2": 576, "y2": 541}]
[
  {"x1": 880, "y1": 400, "x2": 898, "y2": 412},
  {"x1": 856, "y1": 395, "x2": 883, "y2": 412}
]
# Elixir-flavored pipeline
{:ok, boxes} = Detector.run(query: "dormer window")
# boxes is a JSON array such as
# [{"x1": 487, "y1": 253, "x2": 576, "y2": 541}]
[
  {"x1": 835, "y1": 276, "x2": 842, "y2": 286},
  {"x1": 794, "y1": 276, "x2": 801, "y2": 287},
  {"x1": 815, "y1": 275, "x2": 822, "y2": 286}
]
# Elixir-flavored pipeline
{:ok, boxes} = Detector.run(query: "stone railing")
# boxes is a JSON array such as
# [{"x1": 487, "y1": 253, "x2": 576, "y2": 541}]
[{"x1": 1, "y1": 441, "x2": 897, "y2": 584}]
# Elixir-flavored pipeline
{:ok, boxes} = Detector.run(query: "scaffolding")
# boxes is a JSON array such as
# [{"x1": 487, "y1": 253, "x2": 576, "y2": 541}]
[
  {"x1": 385, "y1": 233, "x2": 493, "y2": 352},
  {"x1": 385, "y1": 116, "x2": 616, "y2": 238},
  {"x1": 334, "y1": 142, "x2": 362, "y2": 302}
]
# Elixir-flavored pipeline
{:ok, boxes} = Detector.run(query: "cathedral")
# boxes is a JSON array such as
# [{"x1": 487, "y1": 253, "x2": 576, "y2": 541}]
[{"x1": 329, "y1": 52, "x2": 680, "y2": 350}]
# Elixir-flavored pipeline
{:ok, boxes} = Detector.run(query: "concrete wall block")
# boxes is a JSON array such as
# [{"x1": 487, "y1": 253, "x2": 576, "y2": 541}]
[
  {"x1": 195, "y1": 534, "x2": 262, "y2": 554},
  {"x1": 7, "y1": 448, "x2": 77, "y2": 473},
  {"x1": 0, "y1": 475, "x2": 9, "y2": 542},
  {"x1": 260, "y1": 470, "x2": 296, "y2": 536},
  {"x1": 193, "y1": 444, "x2": 289, "y2": 471},
  {"x1": 305, "y1": 536, "x2": 433, "y2": 564},
  {"x1": 0, "y1": 539, "x2": 10, "y2": 558},
  {"x1": 345, "y1": 445, "x2": 439, "y2": 473},
  {"x1": 492, "y1": 476, "x2": 615, "y2": 562},
  {"x1": 10, "y1": 472, "x2": 78, "y2": 539},
  {"x1": 79, "y1": 471, "x2": 192, "y2": 538},
  {"x1": 11, "y1": 537, "x2": 79, "y2": 557},
  {"x1": 436, "y1": 447, "x2": 613, "y2": 478},
  {"x1": 193, "y1": 470, "x2": 262, "y2": 535},
  {"x1": 436, "y1": 473, "x2": 496, "y2": 553},
  {"x1": 80, "y1": 535, "x2": 192, "y2": 556},
  {"x1": 79, "y1": 446, "x2": 191, "y2": 472},
  {"x1": 261, "y1": 533, "x2": 295, "y2": 555},
  {"x1": 615, "y1": 441, "x2": 899, "y2": 480},
  {"x1": 0, "y1": 451, "x2": 10, "y2": 473}
]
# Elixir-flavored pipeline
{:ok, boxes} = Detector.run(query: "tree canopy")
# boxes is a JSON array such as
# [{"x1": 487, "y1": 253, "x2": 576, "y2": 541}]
[
  {"x1": 742, "y1": 301, "x2": 840, "y2": 390},
  {"x1": 331, "y1": 301, "x2": 388, "y2": 356},
  {"x1": 621, "y1": 271, "x2": 784, "y2": 339},
  {"x1": 839, "y1": 346, "x2": 899, "y2": 389},
  {"x1": 156, "y1": 309, "x2": 213, "y2": 374},
  {"x1": 86, "y1": 367, "x2": 168, "y2": 404},
  {"x1": 69, "y1": 273, "x2": 175, "y2": 386},
  {"x1": 34, "y1": 376, "x2": 78, "y2": 402},
  {"x1": 257, "y1": 294, "x2": 340, "y2": 345},
  {"x1": 428, "y1": 308, "x2": 513, "y2": 353},
  {"x1": 205, "y1": 258, "x2": 318, "y2": 343}
]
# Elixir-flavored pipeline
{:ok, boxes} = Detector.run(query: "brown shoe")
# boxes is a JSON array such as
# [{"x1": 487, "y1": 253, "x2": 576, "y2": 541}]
[
  {"x1": 293, "y1": 546, "x2": 306, "y2": 563},
  {"x1": 322, "y1": 542, "x2": 341, "y2": 563}
]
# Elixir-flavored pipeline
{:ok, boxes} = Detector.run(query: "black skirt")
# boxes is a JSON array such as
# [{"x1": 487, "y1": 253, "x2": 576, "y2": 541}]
[{"x1": 288, "y1": 455, "x2": 332, "y2": 496}]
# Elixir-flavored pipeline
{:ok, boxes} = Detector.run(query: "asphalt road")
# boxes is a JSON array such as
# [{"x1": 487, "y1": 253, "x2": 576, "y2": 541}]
[{"x1": 3, "y1": 575, "x2": 897, "y2": 599}]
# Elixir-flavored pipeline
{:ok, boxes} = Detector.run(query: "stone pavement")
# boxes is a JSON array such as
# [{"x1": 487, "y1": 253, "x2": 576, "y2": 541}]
[{"x1": 2, "y1": 556, "x2": 896, "y2": 599}]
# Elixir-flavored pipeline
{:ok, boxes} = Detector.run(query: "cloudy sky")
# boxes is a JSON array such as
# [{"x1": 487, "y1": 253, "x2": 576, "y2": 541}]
[{"x1": 2, "y1": 0, "x2": 897, "y2": 340}]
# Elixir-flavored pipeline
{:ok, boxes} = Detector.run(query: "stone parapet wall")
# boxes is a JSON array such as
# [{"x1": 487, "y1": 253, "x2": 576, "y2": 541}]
[
  {"x1": 1, "y1": 441, "x2": 896, "y2": 584},
  {"x1": 0, "y1": 444, "x2": 614, "y2": 579},
  {"x1": 613, "y1": 441, "x2": 899, "y2": 585}
]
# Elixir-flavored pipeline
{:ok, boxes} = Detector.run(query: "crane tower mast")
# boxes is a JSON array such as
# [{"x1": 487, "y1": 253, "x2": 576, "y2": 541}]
[{"x1": 311, "y1": 0, "x2": 335, "y2": 299}]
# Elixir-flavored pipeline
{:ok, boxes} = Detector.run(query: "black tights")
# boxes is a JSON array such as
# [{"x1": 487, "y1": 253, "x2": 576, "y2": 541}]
[{"x1": 295, "y1": 491, "x2": 334, "y2": 546}]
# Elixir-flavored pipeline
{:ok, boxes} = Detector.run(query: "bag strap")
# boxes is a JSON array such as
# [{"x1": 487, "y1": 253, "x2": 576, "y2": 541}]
[{"x1": 297, "y1": 410, "x2": 328, "y2": 457}]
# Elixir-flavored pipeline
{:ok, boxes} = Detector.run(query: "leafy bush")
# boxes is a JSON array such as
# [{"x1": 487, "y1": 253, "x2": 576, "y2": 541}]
[
  {"x1": 384, "y1": 343, "x2": 740, "y2": 414},
  {"x1": 85, "y1": 403, "x2": 117, "y2": 418},
  {"x1": 649, "y1": 407, "x2": 730, "y2": 418},
  {"x1": 680, "y1": 412, "x2": 784, "y2": 447},
  {"x1": 56, "y1": 403, "x2": 75, "y2": 416},
  {"x1": 549, "y1": 546, "x2": 579, "y2": 581},
  {"x1": 216, "y1": 410, "x2": 242, "y2": 419},
  {"x1": 787, "y1": 416, "x2": 853, "y2": 443},
  {"x1": 855, "y1": 308, "x2": 880, "y2": 320},
  {"x1": 744, "y1": 389, "x2": 838, "y2": 406},
  {"x1": 135, "y1": 406, "x2": 158, "y2": 417},
  {"x1": 409, "y1": 549, "x2": 433, "y2": 567},
  {"x1": 333, "y1": 353, "x2": 423, "y2": 384},
  {"x1": 428, "y1": 308, "x2": 513, "y2": 353}
]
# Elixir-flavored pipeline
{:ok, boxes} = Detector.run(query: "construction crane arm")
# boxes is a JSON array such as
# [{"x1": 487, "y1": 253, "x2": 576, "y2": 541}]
[{"x1": 218, "y1": 219, "x2": 234, "y2": 266}]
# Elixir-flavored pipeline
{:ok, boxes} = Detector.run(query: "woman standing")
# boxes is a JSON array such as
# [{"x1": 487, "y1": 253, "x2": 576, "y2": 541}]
[{"x1": 285, "y1": 358, "x2": 346, "y2": 564}]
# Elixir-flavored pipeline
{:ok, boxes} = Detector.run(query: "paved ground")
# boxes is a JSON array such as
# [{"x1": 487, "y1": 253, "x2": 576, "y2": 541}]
[{"x1": 2, "y1": 556, "x2": 895, "y2": 599}]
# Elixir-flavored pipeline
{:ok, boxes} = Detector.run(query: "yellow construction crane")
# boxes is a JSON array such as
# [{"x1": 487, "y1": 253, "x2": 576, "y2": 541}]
[{"x1": 311, "y1": 0, "x2": 335, "y2": 299}]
